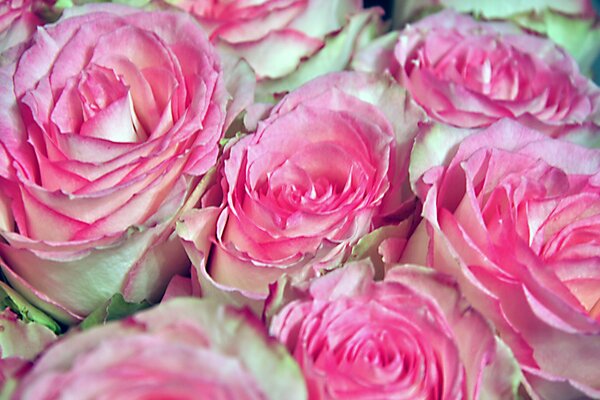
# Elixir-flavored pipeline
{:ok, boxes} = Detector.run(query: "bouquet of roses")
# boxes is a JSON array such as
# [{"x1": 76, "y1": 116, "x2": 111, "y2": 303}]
[{"x1": 0, "y1": 0, "x2": 598, "y2": 398}]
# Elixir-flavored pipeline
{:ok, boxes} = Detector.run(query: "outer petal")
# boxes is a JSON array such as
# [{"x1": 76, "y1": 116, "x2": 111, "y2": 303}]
[
  {"x1": 403, "y1": 119, "x2": 600, "y2": 397},
  {"x1": 271, "y1": 261, "x2": 520, "y2": 399},
  {"x1": 385, "y1": 9, "x2": 600, "y2": 139},
  {"x1": 218, "y1": 30, "x2": 324, "y2": 80},
  {"x1": 188, "y1": 71, "x2": 424, "y2": 313},
  {"x1": 0, "y1": 180, "x2": 189, "y2": 324},
  {"x1": 13, "y1": 298, "x2": 308, "y2": 400},
  {"x1": 386, "y1": 265, "x2": 522, "y2": 400},
  {"x1": 256, "y1": 9, "x2": 381, "y2": 100},
  {"x1": 0, "y1": 5, "x2": 228, "y2": 325},
  {"x1": 0, "y1": 309, "x2": 56, "y2": 360},
  {"x1": 513, "y1": 9, "x2": 600, "y2": 76}
]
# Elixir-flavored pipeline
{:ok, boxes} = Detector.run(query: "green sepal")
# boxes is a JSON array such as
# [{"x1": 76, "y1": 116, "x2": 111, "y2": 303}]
[
  {"x1": 350, "y1": 223, "x2": 412, "y2": 280},
  {"x1": 79, "y1": 293, "x2": 151, "y2": 330},
  {"x1": 0, "y1": 281, "x2": 62, "y2": 334},
  {"x1": 219, "y1": 131, "x2": 245, "y2": 148}
]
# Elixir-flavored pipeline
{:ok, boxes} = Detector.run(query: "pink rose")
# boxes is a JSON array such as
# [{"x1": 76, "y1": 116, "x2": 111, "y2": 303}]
[
  {"x1": 10, "y1": 298, "x2": 307, "y2": 399},
  {"x1": 270, "y1": 261, "x2": 520, "y2": 399},
  {"x1": 359, "y1": 10, "x2": 600, "y2": 141},
  {"x1": 0, "y1": 5, "x2": 228, "y2": 324},
  {"x1": 403, "y1": 119, "x2": 600, "y2": 399},
  {"x1": 168, "y1": 0, "x2": 382, "y2": 97},
  {"x1": 389, "y1": 1, "x2": 600, "y2": 79},
  {"x1": 178, "y1": 71, "x2": 424, "y2": 311}
]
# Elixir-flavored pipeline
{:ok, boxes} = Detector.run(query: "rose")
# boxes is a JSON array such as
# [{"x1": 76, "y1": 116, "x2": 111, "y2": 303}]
[
  {"x1": 8, "y1": 298, "x2": 307, "y2": 399},
  {"x1": 0, "y1": 4, "x2": 228, "y2": 324},
  {"x1": 402, "y1": 119, "x2": 600, "y2": 399},
  {"x1": 391, "y1": 0, "x2": 600, "y2": 77},
  {"x1": 270, "y1": 261, "x2": 520, "y2": 400},
  {"x1": 154, "y1": 0, "x2": 382, "y2": 98},
  {"x1": 357, "y1": 10, "x2": 600, "y2": 142},
  {"x1": 177, "y1": 71, "x2": 424, "y2": 312}
]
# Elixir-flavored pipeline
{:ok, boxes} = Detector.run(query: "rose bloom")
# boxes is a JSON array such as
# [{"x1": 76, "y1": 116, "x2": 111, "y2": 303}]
[
  {"x1": 0, "y1": 4, "x2": 227, "y2": 324},
  {"x1": 9, "y1": 298, "x2": 307, "y2": 399},
  {"x1": 358, "y1": 10, "x2": 600, "y2": 140},
  {"x1": 390, "y1": 0, "x2": 600, "y2": 79},
  {"x1": 401, "y1": 119, "x2": 600, "y2": 399},
  {"x1": 270, "y1": 261, "x2": 520, "y2": 400},
  {"x1": 165, "y1": 0, "x2": 382, "y2": 97},
  {"x1": 178, "y1": 71, "x2": 423, "y2": 311}
]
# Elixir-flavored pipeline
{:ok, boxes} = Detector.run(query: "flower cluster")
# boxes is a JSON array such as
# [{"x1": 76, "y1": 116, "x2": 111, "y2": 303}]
[{"x1": 0, "y1": 1, "x2": 598, "y2": 399}]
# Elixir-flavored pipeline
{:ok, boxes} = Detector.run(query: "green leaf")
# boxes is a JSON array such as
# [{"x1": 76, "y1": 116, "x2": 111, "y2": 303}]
[
  {"x1": 0, "y1": 281, "x2": 62, "y2": 334},
  {"x1": 79, "y1": 293, "x2": 151, "y2": 330}
]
